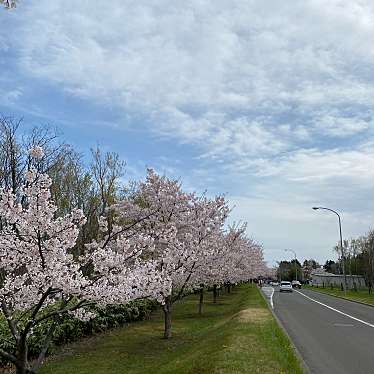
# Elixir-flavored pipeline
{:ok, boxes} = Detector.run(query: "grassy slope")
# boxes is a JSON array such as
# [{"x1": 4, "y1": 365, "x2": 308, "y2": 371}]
[
  {"x1": 40, "y1": 285, "x2": 304, "y2": 374},
  {"x1": 304, "y1": 285, "x2": 374, "y2": 305}
]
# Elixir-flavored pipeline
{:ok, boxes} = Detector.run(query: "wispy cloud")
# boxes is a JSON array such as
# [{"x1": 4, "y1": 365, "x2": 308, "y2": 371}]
[
  {"x1": 2, "y1": 0, "x2": 374, "y2": 263},
  {"x1": 3, "y1": 0, "x2": 374, "y2": 159}
]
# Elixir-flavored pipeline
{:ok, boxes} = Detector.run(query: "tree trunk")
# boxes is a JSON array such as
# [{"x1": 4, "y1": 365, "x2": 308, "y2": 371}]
[
  {"x1": 198, "y1": 287, "x2": 204, "y2": 315},
  {"x1": 16, "y1": 367, "x2": 31, "y2": 374},
  {"x1": 227, "y1": 283, "x2": 231, "y2": 293},
  {"x1": 213, "y1": 284, "x2": 218, "y2": 303},
  {"x1": 15, "y1": 358, "x2": 31, "y2": 374},
  {"x1": 16, "y1": 338, "x2": 29, "y2": 374},
  {"x1": 162, "y1": 296, "x2": 172, "y2": 339},
  {"x1": 16, "y1": 366, "x2": 34, "y2": 374}
]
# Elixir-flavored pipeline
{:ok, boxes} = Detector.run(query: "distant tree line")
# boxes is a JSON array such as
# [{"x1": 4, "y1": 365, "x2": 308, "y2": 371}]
[
  {"x1": 322, "y1": 233, "x2": 374, "y2": 291},
  {"x1": 277, "y1": 259, "x2": 319, "y2": 282},
  {"x1": 277, "y1": 231, "x2": 374, "y2": 289}
]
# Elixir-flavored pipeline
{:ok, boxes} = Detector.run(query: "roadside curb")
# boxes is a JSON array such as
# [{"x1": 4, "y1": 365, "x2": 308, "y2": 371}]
[
  {"x1": 305, "y1": 287, "x2": 374, "y2": 309},
  {"x1": 258, "y1": 286, "x2": 310, "y2": 374}
]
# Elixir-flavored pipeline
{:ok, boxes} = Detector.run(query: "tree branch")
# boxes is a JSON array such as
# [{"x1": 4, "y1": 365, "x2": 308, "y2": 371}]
[
  {"x1": 32, "y1": 319, "x2": 57, "y2": 372},
  {"x1": 0, "y1": 347, "x2": 17, "y2": 364},
  {"x1": 34, "y1": 300, "x2": 95, "y2": 325},
  {"x1": 174, "y1": 262, "x2": 196, "y2": 302},
  {"x1": 101, "y1": 207, "x2": 161, "y2": 249},
  {"x1": 1, "y1": 300, "x2": 19, "y2": 342}
]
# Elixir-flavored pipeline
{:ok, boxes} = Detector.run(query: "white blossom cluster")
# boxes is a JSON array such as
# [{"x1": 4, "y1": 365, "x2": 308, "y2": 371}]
[
  {"x1": 106, "y1": 169, "x2": 268, "y2": 304},
  {"x1": 0, "y1": 0, "x2": 17, "y2": 9},
  {"x1": 0, "y1": 169, "x2": 90, "y2": 314},
  {"x1": 29, "y1": 145, "x2": 45, "y2": 159}
]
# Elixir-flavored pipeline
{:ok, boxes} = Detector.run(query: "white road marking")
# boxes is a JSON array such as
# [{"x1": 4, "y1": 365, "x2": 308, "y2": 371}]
[
  {"x1": 295, "y1": 290, "x2": 374, "y2": 328},
  {"x1": 262, "y1": 286, "x2": 275, "y2": 309},
  {"x1": 333, "y1": 323, "x2": 354, "y2": 327},
  {"x1": 269, "y1": 287, "x2": 274, "y2": 309}
]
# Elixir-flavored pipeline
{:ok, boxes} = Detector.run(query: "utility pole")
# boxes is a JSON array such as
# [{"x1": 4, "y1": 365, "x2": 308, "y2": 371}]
[{"x1": 312, "y1": 206, "x2": 347, "y2": 295}]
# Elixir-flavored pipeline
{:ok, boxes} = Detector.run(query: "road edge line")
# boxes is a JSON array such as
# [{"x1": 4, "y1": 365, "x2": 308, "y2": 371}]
[
  {"x1": 305, "y1": 287, "x2": 374, "y2": 309},
  {"x1": 261, "y1": 286, "x2": 274, "y2": 308},
  {"x1": 259, "y1": 286, "x2": 310, "y2": 374},
  {"x1": 269, "y1": 287, "x2": 274, "y2": 309}
]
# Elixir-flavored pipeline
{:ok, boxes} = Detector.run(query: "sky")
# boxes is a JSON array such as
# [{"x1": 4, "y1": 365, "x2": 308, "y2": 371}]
[{"x1": 1, "y1": 0, "x2": 374, "y2": 267}]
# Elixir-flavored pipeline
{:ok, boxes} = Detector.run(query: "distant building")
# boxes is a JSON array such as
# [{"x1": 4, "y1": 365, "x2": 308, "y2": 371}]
[{"x1": 310, "y1": 267, "x2": 365, "y2": 288}]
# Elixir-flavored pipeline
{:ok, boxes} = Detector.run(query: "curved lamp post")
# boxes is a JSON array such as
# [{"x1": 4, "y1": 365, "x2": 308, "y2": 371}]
[
  {"x1": 312, "y1": 206, "x2": 347, "y2": 294},
  {"x1": 285, "y1": 248, "x2": 298, "y2": 282}
]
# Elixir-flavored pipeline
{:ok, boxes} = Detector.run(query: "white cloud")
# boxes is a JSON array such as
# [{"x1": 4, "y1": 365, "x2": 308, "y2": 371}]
[
  {"x1": 255, "y1": 147, "x2": 374, "y2": 181},
  {"x1": 4, "y1": 0, "x2": 374, "y2": 158},
  {"x1": 314, "y1": 115, "x2": 371, "y2": 137},
  {"x1": 4, "y1": 0, "x2": 374, "y2": 263},
  {"x1": 229, "y1": 194, "x2": 374, "y2": 265},
  {"x1": 227, "y1": 145, "x2": 374, "y2": 213},
  {"x1": 217, "y1": 144, "x2": 374, "y2": 263}
]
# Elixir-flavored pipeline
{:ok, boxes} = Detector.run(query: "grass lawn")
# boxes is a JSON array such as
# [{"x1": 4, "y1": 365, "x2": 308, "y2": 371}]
[
  {"x1": 304, "y1": 285, "x2": 374, "y2": 305},
  {"x1": 38, "y1": 284, "x2": 304, "y2": 374}
]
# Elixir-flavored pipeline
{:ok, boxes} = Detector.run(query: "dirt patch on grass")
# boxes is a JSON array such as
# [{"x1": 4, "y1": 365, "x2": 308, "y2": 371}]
[
  {"x1": 235, "y1": 308, "x2": 270, "y2": 324},
  {"x1": 212, "y1": 335, "x2": 281, "y2": 374}
]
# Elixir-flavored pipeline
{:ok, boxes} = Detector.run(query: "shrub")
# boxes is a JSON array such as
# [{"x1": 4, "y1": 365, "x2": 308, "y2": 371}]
[{"x1": 0, "y1": 299, "x2": 158, "y2": 366}]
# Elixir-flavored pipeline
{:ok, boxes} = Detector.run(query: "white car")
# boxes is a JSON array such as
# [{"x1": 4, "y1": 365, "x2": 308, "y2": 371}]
[
  {"x1": 270, "y1": 281, "x2": 279, "y2": 286},
  {"x1": 279, "y1": 281, "x2": 293, "y2": 292},
  {"x1": 291, "y1": 280, "x2": 301, "y2": 289}
]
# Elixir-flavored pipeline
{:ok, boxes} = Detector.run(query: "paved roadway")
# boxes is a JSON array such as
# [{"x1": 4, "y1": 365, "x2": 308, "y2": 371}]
[{"x1": 264, "y1": 286, "x2": 374, "y2": 374}]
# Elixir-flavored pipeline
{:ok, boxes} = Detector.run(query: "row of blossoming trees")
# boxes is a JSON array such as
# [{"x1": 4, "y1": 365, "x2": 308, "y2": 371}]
[{"x1": 0, "y1": 145, "x2": 267, "y2": 374}]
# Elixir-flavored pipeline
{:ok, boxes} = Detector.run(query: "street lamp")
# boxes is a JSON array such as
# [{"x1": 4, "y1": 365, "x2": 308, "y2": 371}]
[
  {"x1": 285, "y1": 249, "x2": 298, "y2": 282},
  {"x1": 312, "y1": 206, "x2": 347, "y2": 294}
]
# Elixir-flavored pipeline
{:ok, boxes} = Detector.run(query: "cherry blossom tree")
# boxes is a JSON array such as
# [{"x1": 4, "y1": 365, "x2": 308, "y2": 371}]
[
  {"x1": 0, "y1": 150, "x2": 169, "y2": 374},
  {"x1": 108, "y1": 169, "x2": 268, "y2": 336},
  {"x1": 159, "y1": 193, "x2": 229, "y2": 332},
  {"x1": 193, "y1": 223, "x2": 266, "y2": 310},
  {"x1": 0, "y1": 0, "x2": 17, "y2": 9},
  {"x1": 0, "y1": 149, "x2": 267, "y2": 373},
  {"x1": 220, "y1": 226, "x2": 266, "y2": 285},
  {"x1": 107, "y1": 170, "x2": 230, "y2": 338},
  {"x1": 83, "y1": 215, "x2": 172, "y2": 307},
  {"x1": 191, "y1": 231, "x2": 226, "y2": 312},
  {"x1": 0, "y1": 167, "x2": 91, "y2": 374}
]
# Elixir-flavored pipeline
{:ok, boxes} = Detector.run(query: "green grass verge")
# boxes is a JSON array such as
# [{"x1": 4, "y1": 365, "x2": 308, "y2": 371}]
[
  {"x1": 39, "y1": 284, "x2": 304, "y2": 374},
  {"x1": 304, "y1": 285, "x2": 374, "y2": 305}
]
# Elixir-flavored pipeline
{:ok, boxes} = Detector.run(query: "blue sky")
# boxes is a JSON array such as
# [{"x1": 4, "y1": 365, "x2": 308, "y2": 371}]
[{"x1": 2, "y1": 0, "x2": 374, "y2": 267}]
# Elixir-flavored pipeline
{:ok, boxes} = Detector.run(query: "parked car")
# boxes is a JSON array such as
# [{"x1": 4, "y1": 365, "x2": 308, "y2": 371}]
[
  {"x1": 270, "y1": 281, "x2": 279, "y2": 286},
  {"x1": 279, "y1": 281, "x2": 293, "y2": 292},
  {"x1": 291, "y1": 280, "x2": 301, "y2": 289}
]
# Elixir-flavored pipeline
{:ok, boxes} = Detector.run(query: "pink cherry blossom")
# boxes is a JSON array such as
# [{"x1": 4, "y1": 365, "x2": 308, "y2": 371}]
[{"x1": 29, "y1": 146, "x2": 44, "y2": 159}]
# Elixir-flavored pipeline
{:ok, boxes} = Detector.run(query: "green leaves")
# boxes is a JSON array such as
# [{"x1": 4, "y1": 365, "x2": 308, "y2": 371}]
[{"x1": 0, "y1": 299, "x2": 157, "y2": 366}]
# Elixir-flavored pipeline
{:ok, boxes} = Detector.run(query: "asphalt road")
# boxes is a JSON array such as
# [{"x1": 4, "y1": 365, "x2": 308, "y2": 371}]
[{"x1": 269, "y1": 287, "x2": 374, "y2": 374}]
